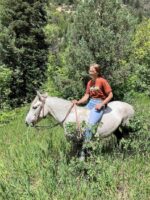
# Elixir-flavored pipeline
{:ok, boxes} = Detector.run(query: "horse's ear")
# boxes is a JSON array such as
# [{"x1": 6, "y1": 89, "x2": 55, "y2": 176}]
[
  {"x1": 37, "y1": 91, "x2": 42, "y2": 100},
  {"x1": 43, "y1": 92, "x2": 48, "y2": 98},
  {"x1": 37, "y1": 91, "x2": 48, "y2": 101}
]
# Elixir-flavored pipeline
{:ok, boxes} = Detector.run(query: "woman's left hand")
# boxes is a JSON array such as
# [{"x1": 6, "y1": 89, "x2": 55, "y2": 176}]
[{"x1": 95, "y1": 103, "x2": 104, "y2": 110}]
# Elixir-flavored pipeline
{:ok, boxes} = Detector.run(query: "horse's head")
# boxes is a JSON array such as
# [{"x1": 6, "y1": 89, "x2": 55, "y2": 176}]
[{"x1": 25, "y1": 91, "x2": 49, "y2": 126}]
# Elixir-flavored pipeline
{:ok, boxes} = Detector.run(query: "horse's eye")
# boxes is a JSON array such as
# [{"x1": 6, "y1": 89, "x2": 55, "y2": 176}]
[{"x1": 33, "y1": 106, "x2": 38, "y2": 109}]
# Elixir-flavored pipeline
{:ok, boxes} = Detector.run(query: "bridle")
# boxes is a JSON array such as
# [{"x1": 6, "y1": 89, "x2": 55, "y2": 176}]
[
  {"x1": 34, "y1": 100, "x2": 82, "y2": 138},
  {"x1": 34, "y1": 98, "x2": 46, "y2": 123}
]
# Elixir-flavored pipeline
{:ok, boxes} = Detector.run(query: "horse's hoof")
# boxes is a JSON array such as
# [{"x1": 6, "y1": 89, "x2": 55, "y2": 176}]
[
  {"x1": 79, "y1": 151, "x2": 85, "y2": 161},
  {"x1": 79, "y1": 155, "x2": 85, "y2": 162}
]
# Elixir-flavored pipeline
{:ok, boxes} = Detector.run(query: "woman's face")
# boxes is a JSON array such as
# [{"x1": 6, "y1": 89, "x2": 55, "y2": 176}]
[{"x1": 88, "y1": 66, "x2": 98, "y2": 79}]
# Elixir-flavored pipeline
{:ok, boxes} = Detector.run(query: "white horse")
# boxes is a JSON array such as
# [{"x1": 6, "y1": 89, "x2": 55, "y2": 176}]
[{"x1": 25, "y1": 92, "x2": 134, "y2": 140}]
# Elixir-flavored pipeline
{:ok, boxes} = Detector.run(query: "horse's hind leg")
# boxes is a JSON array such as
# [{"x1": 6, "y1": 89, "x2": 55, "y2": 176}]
[
  {"x1": 113, "y1": 127, "x2": 124, "y2": 145},
  {"x1": 69, "y1": 139, "x2": 83, "y2": 157},
  {"x1": 113, "y1": 125, "x2": 131, "y2": 145}
]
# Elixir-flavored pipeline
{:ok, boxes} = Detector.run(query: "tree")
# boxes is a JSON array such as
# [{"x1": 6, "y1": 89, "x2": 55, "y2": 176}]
[
  {"x1": 0, "y1": 65, "x2": 12, "y2": 108},
  {"x1": 53, "y1": 0, "x2": 137, "y2": 99},
  {"x1": 127, "y1": 18, "x2": 150, "y2": 96},
  {"x1": 122, "y1": 0, "x2": 150, "y2": 19},
  {"x1": 0, "y1": 0, "x2": 48, "y2": 107}
]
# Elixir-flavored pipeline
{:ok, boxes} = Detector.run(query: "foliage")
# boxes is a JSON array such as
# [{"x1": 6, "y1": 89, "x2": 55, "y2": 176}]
[
  {"x1": 122, "y1": 0, "x2": 150, "y2": 19},
  {"x1": 0, "y1": 65, "x2": 12, "y2": 109},
  {"x1": 0, "y1": 1, "x2": 150, "y2": 198},
  {"x1": 0, "y1": 94, "x2": 150, "y2": 199},
  {"x1": 0, "y1": 0, "x2": 49, "y2": 107},
  {"x1": 0, "y1": 106, "x2": 23, "y2": 126},
  {"x1": 52, "y1": 0, "x2": 137, "y2": 100},
  {"x1": 65, "y1": 120, "x2": 99, "y2": 141},
  {"x1": 42, "y1": 3, "x2": 71, "y2": 97},
  {"x1": 126, "y1": 19, "x2": 150, "y2": 96},
  {"x1": 51, "y1": 0, "x2": 76, "y2": 5},
  {"x1": 122, "y1": 93, "x2": 150, "y2": 155}
]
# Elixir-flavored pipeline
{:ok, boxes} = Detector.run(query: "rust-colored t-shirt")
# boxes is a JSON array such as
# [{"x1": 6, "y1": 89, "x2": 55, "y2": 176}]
[{"x1": 85, "y1": 77, "x2": 112, "y2": 100}]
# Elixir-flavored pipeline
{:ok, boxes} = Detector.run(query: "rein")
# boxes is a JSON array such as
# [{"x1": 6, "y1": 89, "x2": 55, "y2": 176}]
[
  {"x1": 35, "y1": 102, "x2": 81, "y2": 136},
  {"x1": 35, "y1": 98, "x2": 46, "y2": 123}
]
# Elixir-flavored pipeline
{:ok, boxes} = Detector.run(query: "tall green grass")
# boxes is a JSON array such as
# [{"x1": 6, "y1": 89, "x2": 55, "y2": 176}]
[{"x1": 0, "y1": 95, "x2": 150, "y2": 200}]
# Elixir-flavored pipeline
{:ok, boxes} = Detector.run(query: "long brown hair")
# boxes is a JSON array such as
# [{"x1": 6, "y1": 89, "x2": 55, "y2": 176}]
[{"x1": 90, "y1": 63, "x2": 101, "y2": 77}]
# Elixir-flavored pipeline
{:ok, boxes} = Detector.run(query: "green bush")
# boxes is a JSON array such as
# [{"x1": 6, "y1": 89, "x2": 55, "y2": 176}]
[
  {"x1": 129, "y1": 19, "x2": 150, "y2": 96},
  {"x1": 0, "y1": 0, "x2": 49, "y2": 107},
  {"x1": 51, "y1": 0, "x2": 137, "y2": 100},
  {"x1": 0, "y1": 94, "x2": 150, "y2": 199},
  {"x1": 0, "y1": 65, "x2": 12, "y2": 109}
]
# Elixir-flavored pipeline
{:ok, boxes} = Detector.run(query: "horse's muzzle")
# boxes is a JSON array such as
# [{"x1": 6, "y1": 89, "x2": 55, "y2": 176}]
[{"x1": 25, "y1": 121, "x2": 35, "y2": 127}]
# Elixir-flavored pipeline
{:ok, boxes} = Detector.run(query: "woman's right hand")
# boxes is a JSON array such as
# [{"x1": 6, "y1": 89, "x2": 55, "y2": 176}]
[{"x1": 72, "y1": 99, "x2": 79, "y2": 104}]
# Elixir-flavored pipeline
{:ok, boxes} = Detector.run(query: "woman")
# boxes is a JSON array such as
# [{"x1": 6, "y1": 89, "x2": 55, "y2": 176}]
[{"x1": 73, "y1": 63, "x2": 113, "y2": 142}]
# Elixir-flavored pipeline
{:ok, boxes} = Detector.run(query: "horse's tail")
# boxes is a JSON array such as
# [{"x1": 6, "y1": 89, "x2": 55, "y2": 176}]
[{"x1": 121, "y1": 105, "x2": 134, "y2": 126}]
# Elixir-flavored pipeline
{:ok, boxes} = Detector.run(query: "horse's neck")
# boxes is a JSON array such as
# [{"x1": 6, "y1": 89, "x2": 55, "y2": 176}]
[{"x1": 46, "y1": 97, "x2": 72, "y2": 122}]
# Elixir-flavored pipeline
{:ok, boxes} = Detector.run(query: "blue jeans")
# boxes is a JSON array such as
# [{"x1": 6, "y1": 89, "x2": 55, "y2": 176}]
[{"x1": 84, "y1": 99, "x2": 104, "y2": 142}]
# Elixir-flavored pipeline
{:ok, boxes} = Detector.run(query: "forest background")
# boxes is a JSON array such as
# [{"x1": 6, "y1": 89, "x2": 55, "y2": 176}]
[{"x1": 0, "y1": 0, "x2": 150, "y2": 199}]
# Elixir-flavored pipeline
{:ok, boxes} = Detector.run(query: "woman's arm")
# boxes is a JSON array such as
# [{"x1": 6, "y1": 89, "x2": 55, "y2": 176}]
[
  {"x1": 95, "y1": 92, "x2": 113, "y2": 110},
  {"x1": 102, "y1": 91, "x2": 113, "y2": 106},
  {"x1": 72, "y1": 94, "x2": 89, "y2": 105}
]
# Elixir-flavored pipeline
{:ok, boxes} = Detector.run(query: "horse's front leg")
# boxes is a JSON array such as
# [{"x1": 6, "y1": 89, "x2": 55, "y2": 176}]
[{"x1": 63, "y1": 122, "x2": 84, "y2": 157}]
